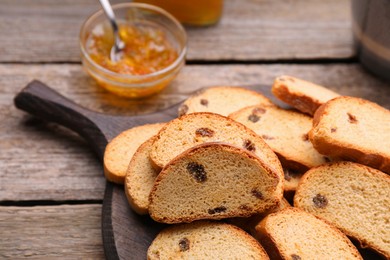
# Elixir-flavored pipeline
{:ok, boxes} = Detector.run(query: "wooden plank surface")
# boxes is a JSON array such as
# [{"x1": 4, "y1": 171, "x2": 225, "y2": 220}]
[
  {"x1": 0, "y1": 0, "x2": 353, "y2": 62},
  {"x1": 0, "y1": 205, "x2": 104, "y2": 259},
  {"x1": 1, "y1": 63, "x2": 390, "y2": 201}
]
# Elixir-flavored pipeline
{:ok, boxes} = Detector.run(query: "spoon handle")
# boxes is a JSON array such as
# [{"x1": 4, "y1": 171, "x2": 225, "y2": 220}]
[{"x1": 98, "y1": 0, "x2": 124, "y2": 60}]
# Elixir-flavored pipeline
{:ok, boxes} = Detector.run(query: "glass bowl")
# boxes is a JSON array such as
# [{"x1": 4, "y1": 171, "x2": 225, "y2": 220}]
[{"x1": 80, "y1": 3, "x2": 187, "y2": 98}]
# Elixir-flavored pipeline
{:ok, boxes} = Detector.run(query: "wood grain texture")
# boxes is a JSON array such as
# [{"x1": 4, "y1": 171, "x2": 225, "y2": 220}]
[
  {"x1": 0, "y1": 0, "x2": 353, "y2": 62},
  {"x1": 0, "y1": 205, "x2": 104, "y2": 259},
  {"x1": 2, "y1": 63, "x2": 390, "y2": 202}
]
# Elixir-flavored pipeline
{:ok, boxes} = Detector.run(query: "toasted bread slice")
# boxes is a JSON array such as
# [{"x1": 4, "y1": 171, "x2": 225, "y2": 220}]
[
  {"x1": 178, "y1": 86, "x2": 274, "y2": 117},
  {"x1": 272, "y1": 75, "x2": 340, "y2": 115},
  {"x1": 150, "y1": 112, "x2": 283, "y2": 179},
  {"x1": 148, "y1": 221, "x2": 270, "y2": 260},
  {"x1": 254, "y1": 208, "x2": 362, "y2": 260},
  {"x1": 230, "y1": 104, "x2": 328, "y2": 171},
  {"x1": 103, "y1": 123, "x2": 164, "y2": 184},
  {"x1": 294, "y1": 162, "x2": 390, "y2": 258},
  {"x1": 149, "y1": 143, "x2": 283, "y2": 224},
  {"x1": 309, "y1": 96, "x2": 390, "y2": 173},
  {"x1": 124, "y1": 136, "x2": 159, "y2": 215}
]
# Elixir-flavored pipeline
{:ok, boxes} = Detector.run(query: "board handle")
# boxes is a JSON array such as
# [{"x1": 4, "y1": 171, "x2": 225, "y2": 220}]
[{"x1": 14, "y1": 80, "x2": 109, "y2": 160}]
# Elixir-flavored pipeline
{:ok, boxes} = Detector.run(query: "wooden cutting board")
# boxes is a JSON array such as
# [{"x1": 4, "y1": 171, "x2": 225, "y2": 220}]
[{"x1": 14, "y1": 80, "x2": 383, "y2": 260}]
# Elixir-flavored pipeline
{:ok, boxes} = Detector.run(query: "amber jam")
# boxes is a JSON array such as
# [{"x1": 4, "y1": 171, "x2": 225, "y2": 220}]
[
  {"x1": 80, "y1": 3, "x2": 187, "y2": 98},
  {"x1": 87, "y1": 23, "x2": 178, "y2": 76},
  {"x1": 135, "y1": 0, "x2": 223, "y2": 26}
]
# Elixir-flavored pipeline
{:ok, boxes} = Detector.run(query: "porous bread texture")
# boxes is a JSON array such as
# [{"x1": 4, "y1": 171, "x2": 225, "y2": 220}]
[
  {"x1": 272, "y1": 75, "x2": 340, "y2": 115},
  {"x1": 149, "y1": 143, "x2": 283, "y2": 224},
  {"x1": 150, "y1": 112, "x2": 284, "y2": 179},
  {"x1": 254, "y1": 208, "x2": 362, "y2": 260},
  {"x1": 104, "y1": 123, "x2": 164, "y2": 184},
  {"x1": 309, "y1": 96, "x2": 390, "y2": 174},
  {"x1": 178, "y1": 86, "x2": 274, "y2": 117},
  {"x1": 229, "y1": 104, "x2": 327, "y2": 171},
  {"x1": 147, "y1": 221, "x2": 270, "y2": 260},
  {"x1": 125, "y1": 136, "x2": 159, "y2": 215},
  {"x1": 294, "y1": 161, "x2": 390, "y2": 258}
]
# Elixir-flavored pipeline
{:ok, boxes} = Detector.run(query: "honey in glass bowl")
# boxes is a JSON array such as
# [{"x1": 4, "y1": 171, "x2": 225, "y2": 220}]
[
  {"x1": 80, "y1": 3, "x2": 187, "y2": 98},
  {"x1": 134, "y1": 0, "x2": 223, "y2": 26}
]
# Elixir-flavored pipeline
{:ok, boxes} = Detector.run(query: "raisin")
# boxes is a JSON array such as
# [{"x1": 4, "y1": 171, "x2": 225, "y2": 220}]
[
  {"x1": 178, "y1": 104, "x2": 189, "y2": 116},
  {"x1": 286, "y1": 77, "x2": 296, "y2": 83},
  {"x1": 195, "y1": 128, "x2": 214, "y2": 137},
  {"x1": 243, "y1": 139, "x2": 256, "y2": 152},
  {"x1": 253, "y1": 107, "x2": 266, "y2": 114},
  {"x1": 313, "y1": 194, "x2": 328, "y2": 208},
  {"x1": 208, "y1": 206, "x2": 227, "y2": 214},
  {"x1": 186, "y1": 162, "x2": 207, "y2": 183},
  {"x1": 302, "y1": 133, "x2": 309, "y2": 142},
  {"x1": 248, "y1": 114, "x2": 260, "y2": 123},
  {"x1": 179, "y1": 238, "x2": 190, "y2": 252},
  {"x1": 262, "y1": 135, "x2": 275, "y2": 140},
  {"x1": 239, "y1": 204, "x2": 251, "y2": 211},
  {"x1": 291, "y1": 254, "x2": 301, "y2": 260},
  {"x1": 347, "y1": 113, "x2": 358, "y2": 124},
  {"x1": 200, "y1": 99, "x2": 208, "y2": 106},
  {"x1": 251, "y1": 188, "x2": 264, "y2": 199},
  {"x1": 284, "y1": 169, "x2": 301, "y2": 182},
  {"x1": 331, "y1": 127, "x2": 337, "y2": 133},
  {"x1": 323, "y1": 156, "x2": 331, "y2": 162},
  {"x1": 284, "y1": 169, "x2": 292, "y2": 181}
]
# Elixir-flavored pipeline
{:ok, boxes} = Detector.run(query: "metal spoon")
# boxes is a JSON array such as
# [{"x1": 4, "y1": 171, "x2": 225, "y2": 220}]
[{"x1": 98, "y1": 0, "x2": 125, "y2": 62}]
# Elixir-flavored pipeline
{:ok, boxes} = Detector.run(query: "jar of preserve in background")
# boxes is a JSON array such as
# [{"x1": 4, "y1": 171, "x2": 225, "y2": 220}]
[
  {"x1": 352, "y1": 0, "x2": 390, "y2": 82},
  {"x1": 134, "y1": 0, "x2": 224, "y2": 26}
]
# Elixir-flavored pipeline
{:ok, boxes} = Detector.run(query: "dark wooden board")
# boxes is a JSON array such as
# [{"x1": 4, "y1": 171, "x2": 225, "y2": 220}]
[{"x1": 14, "y1": 80, "x2": 385, "y2": 260}]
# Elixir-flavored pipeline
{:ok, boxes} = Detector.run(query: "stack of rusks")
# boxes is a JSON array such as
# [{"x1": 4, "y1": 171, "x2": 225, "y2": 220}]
[{"x1": 103, "y1": 76, "x2": 390, "y2": 259}]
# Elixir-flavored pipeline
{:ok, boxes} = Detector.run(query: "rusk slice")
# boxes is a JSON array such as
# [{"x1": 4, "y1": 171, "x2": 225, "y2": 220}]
[
  {"x1": 230, "y1": 105, "x2": 327, "y2": 171},
  {"x1": 272, "y1": 75, "x2": 340, "y2": 115},
  {"x1": 309, "y1": 96, "x2": 390, "y2": 173},
  {"x1": 150, "y1": 112, "x2": 283, "y2": 178},
  {"x1": 294, "y1": 162, "x2": 390, "y2": 258},
  {"x1": 104, "y1": 123, "x2": 164, "y2": 184},
  {"x1": 178, "y1": 86, "x2": 274, "y2": 117},
  {"x1": 149, "y1": 143, "x2": 283, "y2": 224},
  {"x1": 125, "y1": 136, "x2": 159, "y2": 215},
  {"x1": 147, "y1": 221, "x2": 269, "y2": 260},
  {"x1": 254, "y1": 208, "x2": 362, "y2": 260}
]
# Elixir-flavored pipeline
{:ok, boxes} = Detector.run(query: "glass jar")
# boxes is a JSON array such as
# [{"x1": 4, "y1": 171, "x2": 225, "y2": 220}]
[
  {"x1": 134, "y1": 0, "x2": 223, "y2": 26},
  {"x1": 80, "y1": 3, "x2": 187, "y2": 98}
]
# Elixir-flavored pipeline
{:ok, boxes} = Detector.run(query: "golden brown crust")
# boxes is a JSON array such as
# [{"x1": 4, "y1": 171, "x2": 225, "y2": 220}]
[
  {"x1": 150, "y1": 112, "x2": 284, "y2": 179},
  {"x1": 309, "y1": 96, "x2": 390, "y2": 174},
  {"x1": 178, "y1": 86, "x2": 274, "y2": 117},
  {"x1": 148, "y1": 221, "x2": 270, "y2": 259},
  {"x1": 294, "y1": 162, "x2": 390, "y2": 258},
  {"x1": 149, "y1": 142, "x2": 283, "y2": 224},
  {"x1": 272, "y1": 83, "x2": 321, "y2": 116},
  {"x1": 254, "y1": 208, "x2": 363, "y2": 260},
  {"x1": 254, "y1": 218, "x2": 285, "y2": 260},
  {"x1": 229, "y1": 104, "x2": 326, "y2": 171},
  {"x1": 124, "y1": 136, "x2": 160, "y2": 215},
  {"x1": 103, "y1": 123, "x2": 165, "y2": 184},
  {"x1": 272, "y1": 75, "x2": 340, "y2": 116}
]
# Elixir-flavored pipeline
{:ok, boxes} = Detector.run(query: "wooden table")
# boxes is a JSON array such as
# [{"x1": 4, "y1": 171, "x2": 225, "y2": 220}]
[{"x1": 1, "y1": 0, "x2": 389, "y2": 258}]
